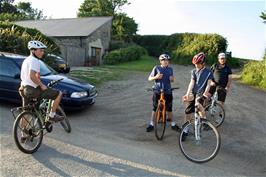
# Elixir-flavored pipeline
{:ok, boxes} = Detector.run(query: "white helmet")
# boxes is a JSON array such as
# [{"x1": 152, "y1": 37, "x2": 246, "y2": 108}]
[
  {"x1": 28, "y1": 40, "x2": 47, "y2": 50},
  {"x1": 218, "y1": 53, "x2": 226, "y2": 59}
]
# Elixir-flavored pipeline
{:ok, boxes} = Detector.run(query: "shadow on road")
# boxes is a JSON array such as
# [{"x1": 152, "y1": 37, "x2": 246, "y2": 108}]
[{"x1": 33, "y1": 144, "x2": 177, "y2": 177}]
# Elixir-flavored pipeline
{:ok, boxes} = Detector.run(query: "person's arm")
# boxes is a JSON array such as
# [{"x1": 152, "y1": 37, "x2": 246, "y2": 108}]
[
  {"x1": 183, "y1": 79, "x2": 195, "y2": 102},
  {"x1": 169, "y1": 76, "x2": 174, "y2": 82},
  {"x1": 225, "y1": 75, "x2": 232, "y2": 91},
  {"x1": 30, "y1": 70, "x2": 46, "y2": 90},
  {"x1": 203, "y1": 79, "x2": 212, "y2": 97},
  {"x1": 148, "y1": 67, "x2": 162, "y2": 81}
]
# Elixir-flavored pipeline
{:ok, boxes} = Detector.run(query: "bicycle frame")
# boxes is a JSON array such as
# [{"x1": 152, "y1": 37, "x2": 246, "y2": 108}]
[{"x1": 156, "y1": 89, "x2": 166, "y2": 122}]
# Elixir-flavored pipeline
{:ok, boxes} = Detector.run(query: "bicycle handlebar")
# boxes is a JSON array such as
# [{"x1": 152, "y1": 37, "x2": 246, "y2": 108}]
[
  {"x1": 47, "y1": 78, "x2": 64, "y2": 88},
  {"x1": 146, "y1": 87, "x2": 179, "y2": 92}
]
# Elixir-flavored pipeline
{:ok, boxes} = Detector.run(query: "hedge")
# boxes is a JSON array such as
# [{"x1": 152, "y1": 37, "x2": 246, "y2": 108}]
[{"x1": 103, "y1": 45, "x2": 148, "y2": 65}]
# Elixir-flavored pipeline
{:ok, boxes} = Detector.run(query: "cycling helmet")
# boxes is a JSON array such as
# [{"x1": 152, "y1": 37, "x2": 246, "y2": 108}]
[
  {"x1": 28, "y1": 40, "x2": 47, "y2": 50},
  {"x1": 192, "y1": 52, "x2": 206, "y2": 64},
  {"x1": 159, "y1": 54, "x2": 170, "y2": 60},
  {"x1": 218, "y1": 52, "x2": 226, "y2": 59}
]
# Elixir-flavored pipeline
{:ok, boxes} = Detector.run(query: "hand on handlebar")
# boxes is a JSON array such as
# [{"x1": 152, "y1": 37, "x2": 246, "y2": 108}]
[
  {"x1": 40, "y1": 84, "x2": 47, "y2": 91},
  {"x1": 155, "y1": 73, "x2": 163, "y2": 80}
]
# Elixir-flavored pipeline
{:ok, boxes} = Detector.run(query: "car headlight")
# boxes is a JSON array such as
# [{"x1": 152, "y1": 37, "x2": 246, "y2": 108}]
[{"x1": 70, "y1": 91, "x2": 88, "y2": 98}]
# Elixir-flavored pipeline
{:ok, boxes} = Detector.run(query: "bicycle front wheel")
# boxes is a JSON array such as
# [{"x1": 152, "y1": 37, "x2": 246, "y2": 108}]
[
  {"x1": 179, "y1": 120, "x2": 221, "y2": 163},
  {"x1": 13, "y1": 111, "x2": 43, "y2": 154},
  {"x1": 57, "y1": 106, "x2": 71, "y2": 133},
  {"x1": 154, "y1": 104, "x2": 166, "y2": 140},
  {"x1": 205, "y1": 102, "x2": 225, "y2": 127}
]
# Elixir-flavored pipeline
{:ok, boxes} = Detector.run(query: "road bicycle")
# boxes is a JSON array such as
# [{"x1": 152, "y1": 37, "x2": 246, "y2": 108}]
[
  {"x1": 204, "y1": 88, "x2": 225, "y2": 127},
  {"x1": 179, "y1": 97, "x2": 221, "y2": 163},
  {"x1": 11, "y1": 78, "x2": 71, "y2": 154},
  {"x1": 147, "y1": 87, "x2": 179, "y2": 140}
]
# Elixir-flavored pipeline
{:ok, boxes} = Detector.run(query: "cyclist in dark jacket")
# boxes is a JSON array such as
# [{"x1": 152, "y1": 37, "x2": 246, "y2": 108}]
[{"x1": 209, "y1": 53, "x2": 232, "y2": 108}]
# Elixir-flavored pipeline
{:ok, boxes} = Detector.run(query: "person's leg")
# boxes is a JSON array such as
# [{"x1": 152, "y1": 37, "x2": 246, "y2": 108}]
[
  {"x1": 146, "y1": 92, "x2": 159, "y2": 132},
  {"x1": 217, "y1": 87, "x2": 227, "y2": 109},
  {"x1": 40, "y1": 88, "x2": 62, "y2": 121}
]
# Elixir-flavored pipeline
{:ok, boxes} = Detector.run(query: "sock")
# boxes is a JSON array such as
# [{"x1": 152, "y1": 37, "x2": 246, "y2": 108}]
[
  {"x1": 171, "y1": 122, "x2": 176, "y2": 126},
  {"x1": 184, "y1": 126, "x2": 189, "y2": 133},
  {"x1": 49, "y1": 112, "x2": 55, "y2": 118},
  {"x1": 149, "y1": 121, "x2": 154, "y2": 126}
]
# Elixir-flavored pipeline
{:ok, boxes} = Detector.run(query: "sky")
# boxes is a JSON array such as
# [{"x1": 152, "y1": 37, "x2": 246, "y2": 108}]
[{"x1": 14, "y1": 0, "x2": 265, "y2": 60}]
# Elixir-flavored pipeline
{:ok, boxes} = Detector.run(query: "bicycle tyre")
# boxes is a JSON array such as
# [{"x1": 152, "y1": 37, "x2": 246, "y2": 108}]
[
  {"x1": 205, "y1": 102, "x2": 225, "y2": 128},
  {"x1": 179, "y1": 120, "x2": 221, "y2": 163},
  {"x1": 57, "y1": 106, "x2": 71, "y2": 133},
  {"x1": 154, "y1": 103, "x2": 166, "y2": 140},
  {"x1": 13, "y1": 111, "x2": 43, "y2": 154}
]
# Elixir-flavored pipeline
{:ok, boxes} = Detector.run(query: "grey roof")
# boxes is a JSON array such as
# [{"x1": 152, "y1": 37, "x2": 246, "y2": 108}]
[{"x1": 15, "y1": 17, "x2": 112, "y2": 37}]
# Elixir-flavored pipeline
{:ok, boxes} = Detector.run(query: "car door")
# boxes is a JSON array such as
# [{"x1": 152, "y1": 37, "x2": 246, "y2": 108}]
[{"x1": 0, "y1": 58, "x2": 21, "y2": 103}]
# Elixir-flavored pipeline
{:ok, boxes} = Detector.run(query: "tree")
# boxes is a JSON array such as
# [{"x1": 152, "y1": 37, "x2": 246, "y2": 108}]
[
  {"x1": 77, "y1": 0, "x2": 137, "y2": 41},
  {"x1": 0, "y1": 0, "x2": 18, "y2": 13},
  {"x1": 260, "y1": 11, "x2": 266, "y2": 20},
  {"x1": 0, "y1": 1, "x2": 45, "y2": 21},
  {"x1": 16, "y1": 2, "x2": 45, "y2": 20}
]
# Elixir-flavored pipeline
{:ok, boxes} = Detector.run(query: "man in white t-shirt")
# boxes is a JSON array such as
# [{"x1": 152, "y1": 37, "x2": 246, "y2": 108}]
[{"x1": 19, "y1": 40, "x2": 63, "y2": 124}]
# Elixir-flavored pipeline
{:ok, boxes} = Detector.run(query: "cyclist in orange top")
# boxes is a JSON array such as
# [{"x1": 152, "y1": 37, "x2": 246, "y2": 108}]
[{"x1": 146, "y1": 54, "x2": 180, "y2": 132}]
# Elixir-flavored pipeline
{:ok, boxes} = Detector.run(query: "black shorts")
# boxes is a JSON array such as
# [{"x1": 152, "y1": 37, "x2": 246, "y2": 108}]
[
  {"x1": 19, "y1": 85, "x2": 59, "y2": 107},
  {"x1": 209, "y1": 86, "x2": 227, "y2": 102},
  {"x1": 185, "y1": 95, "x2": 207, "y2": 114},
  {"x1": 152, "y1": 92, "x2": 173, "y2": 112}
]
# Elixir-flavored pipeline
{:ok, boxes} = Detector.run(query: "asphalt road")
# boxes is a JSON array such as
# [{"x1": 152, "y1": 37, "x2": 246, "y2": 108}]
[{"x1": 1, "y1": 65, "x2": 265, "y2": 177}]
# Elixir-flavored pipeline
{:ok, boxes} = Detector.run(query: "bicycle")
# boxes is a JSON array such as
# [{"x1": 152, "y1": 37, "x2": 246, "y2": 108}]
[
  {"x1": 204, "y1": 87, "x2": 225, "y2": 127},
  {"x1": 11, "y1": 78, "x2": 71, "y2": 154},
  {"x1": 179, "y1": 97, "x2": 221, "y2": 163},
  {"x1": 147, "y1": 87, "x2": 179, "y2": 140}
]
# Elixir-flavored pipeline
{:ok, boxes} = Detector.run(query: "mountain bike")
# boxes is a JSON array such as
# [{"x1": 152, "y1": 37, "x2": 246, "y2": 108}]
[
  {"x1": 147, "y1": 87, "x2": 179, "y2": 140},
  {"x1": 11, "y1": 78, "x2": 71, "y2": 154},
  {"x1": 179, "y1": 97, "x2": 221, "y2": 163},
  {"x1": 204, "y1": 88, "x2": 225, "y2": 127}
]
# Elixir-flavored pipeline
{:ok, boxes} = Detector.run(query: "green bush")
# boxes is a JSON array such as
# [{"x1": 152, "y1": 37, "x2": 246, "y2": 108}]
[
  {"x1": 103, "y1": 45, "x2": 147, "y2": 65},
  {"x1": 132, "y1": 33, "x2": 240, "y2": 67},
  {"x1": 241, "y1": 59, "x2": 266, "y2": 90},
  {"x1": 0, "y1": 21, "x2": 60, "y2": 55},
  {"x1": 109, "y1": 40, "x2": 132, "y2": 51},
  {"x1": 132, "y1": 35, "x2": 168, "y2": 57}
]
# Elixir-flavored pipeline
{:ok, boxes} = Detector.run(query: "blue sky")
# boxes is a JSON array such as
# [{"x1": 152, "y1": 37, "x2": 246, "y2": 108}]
[{"x1": 15, "y1": 0, "x2": 265, "y2": 60}]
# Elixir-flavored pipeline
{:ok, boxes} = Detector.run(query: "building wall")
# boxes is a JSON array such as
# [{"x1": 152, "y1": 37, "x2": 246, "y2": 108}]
[{"x1": 52, "y1": 20, "x2": 112, "y2": 67}]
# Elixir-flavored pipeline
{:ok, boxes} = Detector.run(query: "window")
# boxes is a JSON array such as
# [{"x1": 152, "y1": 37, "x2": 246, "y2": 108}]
[
  {"x1": 0, "y1": 59, "x2": 20, "y2": 77},
  {"x1": 91, "y1": 47, "x2": 96, "y2": 57}
]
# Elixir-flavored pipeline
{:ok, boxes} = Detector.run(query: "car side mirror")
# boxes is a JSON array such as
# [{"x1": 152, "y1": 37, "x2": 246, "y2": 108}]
[{"x1": 14, "y1": 73, "x2": 20, "y2": 79}]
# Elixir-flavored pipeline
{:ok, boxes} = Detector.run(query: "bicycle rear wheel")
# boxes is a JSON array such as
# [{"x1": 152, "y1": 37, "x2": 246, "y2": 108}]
[
  {"x1": 179, "y1": 120, "x2": 221, "y2": 163},
  {"x1": 13, "y1": 111, "x2": 43, "y2": 154},
  {"x1": 205, "y1": 102, "x2": 225, "y2": 127},
  {"x1": 154, "y1": 104, "x2": 166, "y2": 140},
  {"x1": 57, "y1": 106, "x2": 71, "y2": 133}
]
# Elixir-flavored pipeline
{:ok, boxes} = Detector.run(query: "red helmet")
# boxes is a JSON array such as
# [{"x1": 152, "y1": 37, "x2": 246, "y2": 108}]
[{"x1": 192, "y1": 52, "x2": 206, "y2": 64}]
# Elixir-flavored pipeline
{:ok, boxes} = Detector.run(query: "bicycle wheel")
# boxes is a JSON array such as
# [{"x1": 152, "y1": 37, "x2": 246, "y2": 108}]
[
  {"x1": 205, "y1": 102, "x2": 225, "y2": 127},
  {"x1": 179, "y1": 120, "x2": 221, "y2": 163},
  {"x1": 154, "y1": 104, "x2": 166, "y2": 140},
  {"x1": 57, "y1": 106, "x2": 71, "y2": 133},
  {"x1": 13, "y1": 111, "x2": 43, "y2": 154}
]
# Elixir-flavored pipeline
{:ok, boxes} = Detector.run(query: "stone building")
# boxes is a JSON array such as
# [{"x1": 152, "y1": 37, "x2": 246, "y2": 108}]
[{"x1": 16, "y1": 17, "x2": 112, "y2": 66}]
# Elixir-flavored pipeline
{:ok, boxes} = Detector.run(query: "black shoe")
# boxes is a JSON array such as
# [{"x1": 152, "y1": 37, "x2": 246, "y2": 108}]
[
  {"x1": 146, "y1": 125, "x2": 154, "y2": 132},
  {"x1": 49, "y1": 114, "x2": 64, "y2": 122},
  {"x1": 171, "y1": 124, "x2": 181, "y2": 132},
  {"x1": 166, "y1": 118, "x2": 172, "y2": 122},
  {"x1": 181, "y1": 132, "x2": 188, "y2": 142}
]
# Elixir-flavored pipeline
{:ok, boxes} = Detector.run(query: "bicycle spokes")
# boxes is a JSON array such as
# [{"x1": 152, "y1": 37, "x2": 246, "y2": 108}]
[{"x1": 179, "y1": 120, "x2": 221, "y2": 163}]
